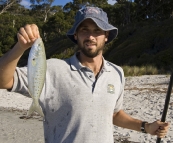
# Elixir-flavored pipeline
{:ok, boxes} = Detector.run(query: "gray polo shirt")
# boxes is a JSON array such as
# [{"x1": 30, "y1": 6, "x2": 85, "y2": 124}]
[{"x1": 12, "y1": 53, "x2": 125, "y2": 143}]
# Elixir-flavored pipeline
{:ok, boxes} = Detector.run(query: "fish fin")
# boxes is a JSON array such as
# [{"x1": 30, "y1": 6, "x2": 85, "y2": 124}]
[
  {"x1": 27, "y1": 101, "x2": 44, "y2": 117},
  {"x1": 34, "y1": 104, "x2": 44, "y2": 117}
]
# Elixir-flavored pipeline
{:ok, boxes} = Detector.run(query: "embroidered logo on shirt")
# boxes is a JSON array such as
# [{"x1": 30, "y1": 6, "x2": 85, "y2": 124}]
[{"x1": 107, "y1": 84, "x2": 115, "y2": 94}]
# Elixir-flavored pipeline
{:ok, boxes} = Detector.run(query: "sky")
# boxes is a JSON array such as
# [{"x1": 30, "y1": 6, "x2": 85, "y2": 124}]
[{"x1": 20, "y1": 0, "x2": 116, "y2": 8}]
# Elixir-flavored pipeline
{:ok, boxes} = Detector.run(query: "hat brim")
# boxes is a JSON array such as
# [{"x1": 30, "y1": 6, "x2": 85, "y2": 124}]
[{"x1": 67, "y1": 17, "x2": 118, "y2": 44}]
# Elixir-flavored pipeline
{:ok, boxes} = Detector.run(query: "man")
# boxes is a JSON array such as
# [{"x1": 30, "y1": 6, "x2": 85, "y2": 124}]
[{"x1": 0, "y1": 6, "x2": 170, "y2": 143}]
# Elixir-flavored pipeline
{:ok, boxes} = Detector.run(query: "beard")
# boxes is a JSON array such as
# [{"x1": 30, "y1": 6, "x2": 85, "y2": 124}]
[{"x1": 77, "y1": 39, "x2": 105, "y2": 58}]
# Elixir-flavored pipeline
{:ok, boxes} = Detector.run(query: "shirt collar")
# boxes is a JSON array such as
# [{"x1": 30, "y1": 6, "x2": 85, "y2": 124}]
[
  {"x1": 70, "y1": 52, "x2": 84, "y2": 70},
  {"x1": 70, "y1": 52, "x2": 111, "y2": 72}
]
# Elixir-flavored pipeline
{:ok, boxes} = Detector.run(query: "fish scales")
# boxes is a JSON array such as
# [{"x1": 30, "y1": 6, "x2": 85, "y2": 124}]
[{"x1": 27, "y1": 38, "x2": 46, "y2": 117}]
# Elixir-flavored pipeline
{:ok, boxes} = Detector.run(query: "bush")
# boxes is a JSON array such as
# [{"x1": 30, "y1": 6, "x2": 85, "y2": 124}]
[{"x1": 122, "y1": 65, "x2": 159, "y2": 76}]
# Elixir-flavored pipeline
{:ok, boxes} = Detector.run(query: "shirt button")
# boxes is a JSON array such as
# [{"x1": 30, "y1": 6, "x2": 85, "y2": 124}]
[{"x1": 89, "y1": 75, "x2": 92, "y2": 78}]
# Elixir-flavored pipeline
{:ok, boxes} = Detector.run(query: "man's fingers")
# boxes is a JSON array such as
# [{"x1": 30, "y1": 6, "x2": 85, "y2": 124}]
[
  {"x1": 157, "y1": 128, "x2": 167, "y2": 133},
  {"x1": 24, "y1": 24, "x2": 36, "y2": 41},
  {"x1": 156, "y1": 123, "x2": 170, "y2": 138},
  {"x1": 17, "y1": 32, "x2": 27, "y2": 44},
  {"x1": 18, "y1": 24, "x2": 39, "y2": 43},
  {"x1": 30, "y1": 24, "x2": 40, "y2": 39},
  {"x1": 157, "y1": 121, "x2": 170, "y2": 127},
  {"x1": 18, "y1": 27, "x2": 31, "y2": 43},
  {"x1": 156, "y1": 130, "x2": 167, "y2": 138},
  {"x1": 159, "y1": 126, "x2": 169, "y2": 130},
  {"x1": 16, "y1": 24, "x2": 40, "y2": 51}
]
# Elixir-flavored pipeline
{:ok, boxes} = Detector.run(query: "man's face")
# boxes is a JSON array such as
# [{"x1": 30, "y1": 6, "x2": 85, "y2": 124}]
[{"x1": 74, "y1": 19, "x2": 108, "y2": 58}]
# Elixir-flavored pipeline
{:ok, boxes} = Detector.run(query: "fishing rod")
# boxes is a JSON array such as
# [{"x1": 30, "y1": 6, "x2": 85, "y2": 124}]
[{"x1": 156, "y1": 72, "x2": 173, "y2": 143}]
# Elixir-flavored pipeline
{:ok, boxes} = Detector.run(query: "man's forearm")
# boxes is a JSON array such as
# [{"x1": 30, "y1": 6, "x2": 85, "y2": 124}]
[
  {"x1": 113, "y1": 110, "x2": 143, "y2": 132},
  {"x1": 0, "y1": 42, "x2": 25, "y2": 89}
]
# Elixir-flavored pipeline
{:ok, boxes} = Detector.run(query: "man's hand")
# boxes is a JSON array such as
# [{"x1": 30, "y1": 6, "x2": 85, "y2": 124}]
[
  {"x1": 17, "y1": 24, "x2": 40, "y2": 51},
  {"x1": 145, "y1": 120, "x2": 170, "y2": 138}
]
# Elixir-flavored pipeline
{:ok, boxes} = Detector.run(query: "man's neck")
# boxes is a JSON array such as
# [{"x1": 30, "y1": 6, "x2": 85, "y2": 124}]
[{"x1": 77, "y1": 52, "x2": 103, "y2": 77}]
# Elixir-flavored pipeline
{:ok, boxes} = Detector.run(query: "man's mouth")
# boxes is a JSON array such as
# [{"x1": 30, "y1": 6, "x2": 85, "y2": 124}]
[
  {"x1": 84, "y1": 42, "x2": 96, "y2": 47},
  {"x1": 86, "y1": 43, "x2": 95, "y2": 46}
]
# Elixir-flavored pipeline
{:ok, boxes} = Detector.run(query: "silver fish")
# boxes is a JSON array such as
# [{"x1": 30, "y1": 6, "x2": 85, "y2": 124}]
[{"x1": 27, "y1": 38, "x2": 46, "y2": 117}]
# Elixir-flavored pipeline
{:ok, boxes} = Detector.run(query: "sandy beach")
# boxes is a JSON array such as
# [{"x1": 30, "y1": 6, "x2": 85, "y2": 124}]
[
  {"x1": 0, "y1": 107, "x2": 44, "y2": 143},
  {"x1": 0, "y1": 75, "x2": 173, "y2": 143}
]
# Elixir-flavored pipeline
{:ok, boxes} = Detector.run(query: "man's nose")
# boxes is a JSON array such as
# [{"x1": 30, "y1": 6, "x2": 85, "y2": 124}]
[{"x1": 86, "y1": 32, "x2": 95, "y2": 40}]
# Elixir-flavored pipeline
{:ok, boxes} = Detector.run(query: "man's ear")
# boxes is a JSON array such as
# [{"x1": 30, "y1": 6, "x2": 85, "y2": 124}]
[
  {"x1": 74, "y1": 33, "x2": 77, "y2": 40},
  {"x1": 105, "y1": 31, "x2": 109, "y2": 42}
]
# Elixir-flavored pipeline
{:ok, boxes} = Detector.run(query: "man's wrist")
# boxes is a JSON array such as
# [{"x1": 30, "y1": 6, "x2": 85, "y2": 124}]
[
  {"x1": 141, "y1": 121, "x2": 148, "y2": 133},
  {"x1": 145, "y1": 122, "x2": 150, "y2": 133},
  {"x1": 14, "y1": 42, "x2": 26, "y2": 53}
]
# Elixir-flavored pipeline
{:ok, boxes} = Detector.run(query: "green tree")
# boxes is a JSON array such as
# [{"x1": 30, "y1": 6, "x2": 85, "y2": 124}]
[
  {"x1": 134, "y1": 0, "x2": 173, "y2": 21},
  {"x1": 43, "y1": 8, "x2": 72, "y2": 42},
  {"x1": 0, "y1": 0, "x2": 22, "y2": 15},
  {"x1": 30, "y1": 0, "x2": 55, "y2": 22},
  {"x1": 63, "y1": 0, "x2": 108, "y2": 13}
]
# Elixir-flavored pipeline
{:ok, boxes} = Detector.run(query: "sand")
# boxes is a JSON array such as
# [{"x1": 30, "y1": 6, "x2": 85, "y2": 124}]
[
  {"x1": 0, "y1": 75, "x2": 173, "y2": 143},
  {"x1": 114, "y1": 75, "x2": 173, "y2": 143},
  {"x1": 0, "y1": 107, "x2": 44, "y2": 143}
]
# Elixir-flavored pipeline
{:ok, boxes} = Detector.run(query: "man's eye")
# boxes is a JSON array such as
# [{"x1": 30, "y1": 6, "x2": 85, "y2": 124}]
[
  {"x1": 95, "y1": 29, "x2": 101, "y2": 32},
  {"x1": 82, "y1": 28, "x2": 87, "y2": 31}
]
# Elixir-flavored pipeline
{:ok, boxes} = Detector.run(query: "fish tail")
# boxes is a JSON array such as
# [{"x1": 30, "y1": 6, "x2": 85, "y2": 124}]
[{"x1": 27, "y1": 100, "x2": 44, "y2": 117}]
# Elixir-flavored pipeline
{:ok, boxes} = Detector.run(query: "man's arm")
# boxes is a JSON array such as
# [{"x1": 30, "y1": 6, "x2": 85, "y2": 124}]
[
  {"x1": 0, "y1": 43, "x2": 25, "y2": 89},
  {"x1": 0, "y1": 24, "x2": 40, "y2": 89},
  {"x1": 113, "y1": 110, "x2": 142, "y2": 131},
  {"x1": 113, "y1": 109, "x2": 170, "y2": 138}
]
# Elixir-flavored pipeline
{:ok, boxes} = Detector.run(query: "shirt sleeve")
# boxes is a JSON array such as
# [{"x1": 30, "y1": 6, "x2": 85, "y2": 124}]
[
  {"x1": 113, "y1": 87, "x2": 124, "y2": 113},
  {"x1": 11, "y1": 66, "x2": 30, "y2": 97},
  {"x1": 114, "y1": 69, "x2": 125, "y2": 113}
]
